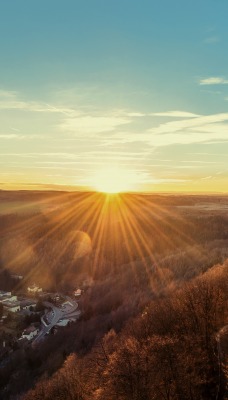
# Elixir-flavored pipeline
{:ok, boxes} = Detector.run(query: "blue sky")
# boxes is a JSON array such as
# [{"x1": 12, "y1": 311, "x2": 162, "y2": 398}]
[{"x1": 0, "y1": 0, "x2": 228, "y2": 192}]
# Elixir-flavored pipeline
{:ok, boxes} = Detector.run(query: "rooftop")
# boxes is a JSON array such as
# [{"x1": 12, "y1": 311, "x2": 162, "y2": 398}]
[
  {"x1": 23, "y1": 326, "x2": 38, "y2": 334},
  {"x1": 3, "y1": 301, "x2": 20, "y2": 308},
  {"x1": 20, "y1": 299, "x2": 37, "y2": 307},
  {"x1": 0, "y1": 291, "x2": 11, "y2": 297}
]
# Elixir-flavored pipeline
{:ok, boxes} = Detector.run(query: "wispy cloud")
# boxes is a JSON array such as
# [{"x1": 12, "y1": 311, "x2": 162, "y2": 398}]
[
  {"x1": 104, "y1": 112, "x2": 228, "y2": 148},
  {"x1": 148, "y1": 113, "x2": 228, "y2": 135},
  {"x1": 150, "y1": 178, "x2": 190, "y2": 184},
  {"x1": 0, "y1": 152, "x2": 78, "y2": 158},
  {"x1": 0, "y1": 90, "x2": 18, "y2": 98},
  {"x1": 0, "y1": 134, "x2": 45, "y2": 140},
  {"x1": 125, "y1": 112, "x2": 145, "y2": 117},
  {"x1": 60, "y1": 115, "x2": 131, "y2": 135},
  {"x1": 0, "y1": 87, "x2": 227, "y2": 172},
  {"x1": 199, "y1": 77, "x2": 228, "y2": 85},
  {"x1": 151, "y1": 111, "x2": 200, "y2": 118},
  {"x1": 10, "y1": 127, "x2": 20, "y2": 132},
  {"x1": 0, "y1": 134, "x2": 21, "y2": 139},
  {"x1": 0, "y1": 89, "x2": 74, "y2": 114},
  {"x1": 200, "y1": 89, "x2": 221, "y2": 95},
  {"x1": 181, "y1": 160, "x2": 219, "y2": 164},
  {"x1": 204, "y1": 36, "x2": 220, "y2": 44},
  {"x1": 201, "y1": 175, "x2": 213, "y2": 180}
]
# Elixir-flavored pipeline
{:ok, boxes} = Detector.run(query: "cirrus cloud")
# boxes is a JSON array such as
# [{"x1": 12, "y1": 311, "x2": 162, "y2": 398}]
[
  {"x1": 199, "y1": 77, "x2": 228, "y2": 85},
  {"x1": 59, "y1": 115, "x2": 131, "y2": 135}
]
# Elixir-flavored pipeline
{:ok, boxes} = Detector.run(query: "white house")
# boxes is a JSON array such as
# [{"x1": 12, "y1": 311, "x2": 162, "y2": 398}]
[
  {"x1": 74, "y1": 289, "x2": 82, "y2": 297},
  {"x1": 11, "y1": 274, "x2": 23, "y2": 280},
  {"x1": 0, "y1": 292, "x2": 17, "y2": 302},
  {"x1": 0, "y1": 291, "x2": 11, "y2": 297},
  {"x1": 3, "y1": 300, "x2": 20, "y2": 313},
  {"x1": 27, "y1": 284, "x2": 42, "y2": 294},
  {"x1": 22, "y1": 326, "x2": 39, "y2": 340}
]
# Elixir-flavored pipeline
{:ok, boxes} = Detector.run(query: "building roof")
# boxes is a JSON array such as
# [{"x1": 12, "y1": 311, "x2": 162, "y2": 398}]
[
  {"x1": 0, "y1": 291, "x2": 11, "y2": 297},
  {"x1": 3, "y1": 301, "x2": 20, "y2": 308},
  {"x1": 0, "y1": 295, "x2": 11, "y2": 301},
  {"x1": 56, "y1": 319, "x2": 70, "y2": 326},
  {"x1": 20, "y1": 299, "x2": 37, "y2": 307},
  {"x1": 0, "y1": 294, "x2": 16, "y2": 302},
  {"x1": 28, "y1": 284, "x2": 41, "y2": 290},
  {"x1": 12, "y1": 274, "x2": 23, "y2": 280},
  {"x1": 74, "y1": 289, "x2": 82, "y2": 296},
  {"x1": 24, "y1": 326, "x2": 38, "y2": 334}
]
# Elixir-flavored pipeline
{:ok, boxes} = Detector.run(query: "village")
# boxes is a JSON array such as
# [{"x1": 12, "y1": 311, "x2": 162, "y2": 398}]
[{"x1": 0, "y1": 283, "x2": 82, "y2": 364}]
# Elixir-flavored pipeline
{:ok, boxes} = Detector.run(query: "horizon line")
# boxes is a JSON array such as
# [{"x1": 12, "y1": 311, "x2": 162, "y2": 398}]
[{"x1": 0, "y1": 187, "x2": 228, "y2": 196}]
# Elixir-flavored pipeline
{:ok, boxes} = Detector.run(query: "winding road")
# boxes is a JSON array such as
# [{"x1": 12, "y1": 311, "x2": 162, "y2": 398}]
[{"x1": 33, "y1": 298, "x2": 81, "y2": 345}]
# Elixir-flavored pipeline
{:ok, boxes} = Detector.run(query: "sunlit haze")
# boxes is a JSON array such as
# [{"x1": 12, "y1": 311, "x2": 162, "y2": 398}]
[{"x1": 91, "y1": 167, "x2": 137, "y2": 193}]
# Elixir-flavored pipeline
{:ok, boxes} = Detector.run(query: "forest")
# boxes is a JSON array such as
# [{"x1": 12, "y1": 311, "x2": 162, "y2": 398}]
[{"x1": 0, "y1": 191, "x2": 227, "y2": 399}]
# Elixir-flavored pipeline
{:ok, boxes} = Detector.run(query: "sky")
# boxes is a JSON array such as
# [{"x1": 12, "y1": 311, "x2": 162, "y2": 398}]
[{"x1": 0, "y1": 0, "x2": 228, "y2": 193}]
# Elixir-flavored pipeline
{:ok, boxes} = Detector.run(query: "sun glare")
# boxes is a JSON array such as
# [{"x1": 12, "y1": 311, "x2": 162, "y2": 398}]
[{"x1": 92, "y1": 167, "x2": 135, "y2": 194}]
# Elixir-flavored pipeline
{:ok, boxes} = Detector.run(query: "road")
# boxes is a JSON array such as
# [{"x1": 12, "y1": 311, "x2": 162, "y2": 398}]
[{"x1": 33, "y1": 298, "x2": 81, "y2": 345}]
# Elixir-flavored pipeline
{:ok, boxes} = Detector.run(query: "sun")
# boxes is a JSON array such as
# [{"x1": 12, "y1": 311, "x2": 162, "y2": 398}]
[{"x1": 91, "y1": 167, "x2": 135, "y2": 194}]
